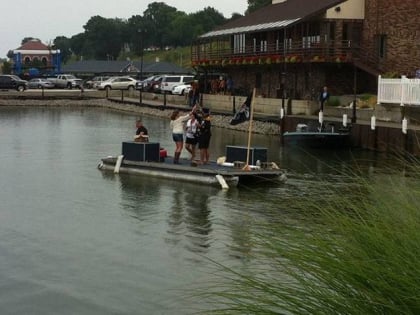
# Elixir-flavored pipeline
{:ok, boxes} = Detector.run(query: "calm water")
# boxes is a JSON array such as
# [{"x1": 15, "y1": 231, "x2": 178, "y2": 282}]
[{"x1": 0, "y1": 106, "x2": 403, "y2": 314}]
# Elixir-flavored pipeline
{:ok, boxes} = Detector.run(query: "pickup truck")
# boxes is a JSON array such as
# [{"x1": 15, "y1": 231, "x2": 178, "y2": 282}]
[{"x1": 48, "y1": 74, "x2": 83, "y2": 89}]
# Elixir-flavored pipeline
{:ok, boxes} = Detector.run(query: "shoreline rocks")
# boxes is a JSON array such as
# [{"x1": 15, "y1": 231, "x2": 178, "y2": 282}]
[{"x1": 0, "y1": 98, "x2": 280, "y2": 135}]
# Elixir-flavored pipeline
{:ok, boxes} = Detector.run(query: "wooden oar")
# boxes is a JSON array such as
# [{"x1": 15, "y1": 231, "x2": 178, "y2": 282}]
[{"x1": 243, "y1": 88, "x2": 257, "y2": 171}]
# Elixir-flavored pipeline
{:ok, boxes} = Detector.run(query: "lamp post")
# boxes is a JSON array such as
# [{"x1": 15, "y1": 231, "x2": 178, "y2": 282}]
[
  {"x1": 280, "y1": 72, "x2": 286, "y2": 144},
  {"x1": 138, "y1": 29, "x2": 145, "y2": 105},
  {"x1": 352, "y1": 62, "x2": 357, "y2": 123}
]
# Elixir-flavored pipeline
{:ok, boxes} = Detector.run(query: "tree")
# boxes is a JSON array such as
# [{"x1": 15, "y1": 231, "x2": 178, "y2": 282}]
[
  {"x1": 1, "y1": 61, "x2": 12, "y2": 74},
  {"x1": 52, "y1": 36, "x2": 73, "y2": 64},
  {"x1": 127, "y1": 15, "x2": 149, "y2": 54},
  {"x1": 142, "y1": 2, "x2": 179, "y2": 49},
  {"x1": 247, "y1": 0, "x2": 271, "y2": 14},
  {"x1": 228, "y1": 13, "x2": 244, "y2": 22},
  {"x1": 188, "y1": 7, "x2": 227, "y2": 44},
  {"x1": 70, "y1": 33, "x2": 90, "y2": 58},
  {"x1": 83, "y1": 16, "x2": 126, "y2": 59}
]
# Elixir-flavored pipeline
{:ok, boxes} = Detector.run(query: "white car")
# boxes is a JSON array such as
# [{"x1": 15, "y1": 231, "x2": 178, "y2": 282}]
[
  {"x1": 172, "y1": 83, "x2": 192, "y2": 96},
  {"x1": 160, "y1": 75, "x2": 194, "y2": 94},
  {"x1": 97, "y1": 76, "x2": 137, "y2": 91}
]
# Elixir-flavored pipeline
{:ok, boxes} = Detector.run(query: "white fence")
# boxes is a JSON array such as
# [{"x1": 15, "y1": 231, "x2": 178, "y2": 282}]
[{"x1": 377, "y1": 75, "x2": 420, "y2": 106}]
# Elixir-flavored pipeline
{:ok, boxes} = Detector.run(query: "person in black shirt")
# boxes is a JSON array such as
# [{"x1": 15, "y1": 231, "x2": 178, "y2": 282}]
[
  {"x1": 198, "y1": 111, "x2": 211, "y2": 164},
  {"x1": 134, "y1": 119, "x2": 149, "y2": 142}
]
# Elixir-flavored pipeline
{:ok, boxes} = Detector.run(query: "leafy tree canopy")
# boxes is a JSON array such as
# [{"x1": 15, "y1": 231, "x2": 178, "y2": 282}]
[
  {"x1": 40, "y1": 1, "x2": 254, "y2": 62},
  {"x1": 247, "y1": 0, "x2": 271, "y2": 14}
]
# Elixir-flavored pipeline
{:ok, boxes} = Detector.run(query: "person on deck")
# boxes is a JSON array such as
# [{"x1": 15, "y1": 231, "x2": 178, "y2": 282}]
[
  {"x1": 191, "y1": 80, "x2": 200, "y2": 106},
  {"x1": 198, "y1": 110, "x2": 212, "y2": 165},
  {"x1": 185, "y1": 113, "x2": 200, "y2": 162},
  {"x1": 319, "y1": 86, "x2": 330, "y2": 111},
  {"x1": 170, "y1": 105, "x2": 197, "y2": 164},
  {"x1": 133, "y1": 119, "x2": 148, "y2": 142}
]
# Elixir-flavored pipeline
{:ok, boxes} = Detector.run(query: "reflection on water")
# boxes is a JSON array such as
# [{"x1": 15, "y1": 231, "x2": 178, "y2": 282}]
[
  {"x1": 0, "y1": 106, "x2": 415, "y2": 314},
  {"x1": 118, "y1": 174, "x2": 216, "y2": 255}
]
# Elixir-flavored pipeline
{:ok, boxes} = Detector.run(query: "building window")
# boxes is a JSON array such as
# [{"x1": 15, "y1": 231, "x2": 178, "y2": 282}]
[
  {"x1": 233, "y1": 34, "x2": 245, "y2": 54},
  {"x1": 24, "y1": 57, "x2": 31, "y2": 64},
  {"x1": 378, "y1": 34, "x2": 387, "y2": 59},
  {"x1": 260, "y1": 40, "x2": 267, "y2": 52}
]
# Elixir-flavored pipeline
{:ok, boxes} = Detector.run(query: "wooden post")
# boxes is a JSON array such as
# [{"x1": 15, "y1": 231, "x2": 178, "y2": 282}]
[
  {"x1": 232, "y1": 96, "x2": 236, "y2": 114},
  {"x1": 243, "y1": 88, "x2": 257, "y2": 171}
]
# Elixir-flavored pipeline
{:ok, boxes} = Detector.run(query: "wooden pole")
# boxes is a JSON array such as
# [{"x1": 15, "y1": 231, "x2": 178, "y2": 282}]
[{"x1": 243, "y1": 88, "x2": 257, "y2": 171}]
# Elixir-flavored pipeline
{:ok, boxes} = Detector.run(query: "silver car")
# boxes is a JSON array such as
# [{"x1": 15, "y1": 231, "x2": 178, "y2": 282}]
[
  {"x1": 85, "y1": 76, "x2": 110, "y2": 89},
  {"x1": 28, "y1": 78, "x2": 55, "y2": 89},
  {"x1": 97, "y1": 76, "x2": 137, "y2": 91}
]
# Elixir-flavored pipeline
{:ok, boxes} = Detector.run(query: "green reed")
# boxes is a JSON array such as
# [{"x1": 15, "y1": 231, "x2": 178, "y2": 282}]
[{"x1": 201, "y1": 155, "x2": 420, "y2": 314}]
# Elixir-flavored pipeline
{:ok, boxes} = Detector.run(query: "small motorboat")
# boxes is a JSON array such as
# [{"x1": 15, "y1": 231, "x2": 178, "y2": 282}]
[{"x1": 282, "y1": 122, "x2": 351, "y2": 149}]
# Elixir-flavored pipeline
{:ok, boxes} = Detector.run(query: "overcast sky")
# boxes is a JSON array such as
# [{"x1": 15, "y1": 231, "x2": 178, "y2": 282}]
[{"x1": 0, "y1": 0, "x2": 248, "y2": 59}]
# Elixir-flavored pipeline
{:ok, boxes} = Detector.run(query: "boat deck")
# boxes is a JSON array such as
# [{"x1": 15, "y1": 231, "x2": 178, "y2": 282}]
[{"x1": 99, "y1": 156, "x2": 285, "y2": 188}]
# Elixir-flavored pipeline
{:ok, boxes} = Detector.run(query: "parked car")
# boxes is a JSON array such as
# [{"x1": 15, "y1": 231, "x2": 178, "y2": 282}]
[
  {"x1": 142, "y1": 75, "x2": 164, "y2": 93},
  {"x1": 136, "y1": 75, "x2": 159, "y2": 90},
  {"x1": 172, "y1": 83, "x2": 192, "y2": 96},
  {"x1": 47, "y1": 74, "x2": 83, "y2": 89},
  {"x1": 159, "y1": 74, "x2": 194, "y2": 94},
  {"x1": 85, "y1": 76, "x2": 110, "y2": 89},
  {"x1": 28, "y1": 78, "x2": 55, "y2": 89},
  {"x1": 0, "y1": 75, "x2": 28, "y2": 92},
  {"x1": 97, "y1": 76, "x2": 137, "y2": 91}
]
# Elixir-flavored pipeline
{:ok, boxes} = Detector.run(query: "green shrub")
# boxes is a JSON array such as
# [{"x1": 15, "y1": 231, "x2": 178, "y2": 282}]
[{"x1": 327, "y1": 96, "x2": 341, "y2": 107}]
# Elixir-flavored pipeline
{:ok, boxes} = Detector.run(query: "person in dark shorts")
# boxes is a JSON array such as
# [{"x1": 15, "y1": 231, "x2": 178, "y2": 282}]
[
  {"x1": 198, "y1": 111, "x2": 211, "y2": 164},
  {"x1": 169, "y1": 106, "x2": 197, "y2": 164}
]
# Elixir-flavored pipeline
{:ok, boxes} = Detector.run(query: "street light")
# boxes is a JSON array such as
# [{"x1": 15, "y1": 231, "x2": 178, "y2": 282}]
[{"x1": 138, "y1": 29, "x2": 145, "y2": 105}]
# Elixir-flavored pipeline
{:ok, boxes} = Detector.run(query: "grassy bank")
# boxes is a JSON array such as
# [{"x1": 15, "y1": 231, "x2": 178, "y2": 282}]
[{"x1": 202, "y1": 155, "x2": 420, "y2": 314}]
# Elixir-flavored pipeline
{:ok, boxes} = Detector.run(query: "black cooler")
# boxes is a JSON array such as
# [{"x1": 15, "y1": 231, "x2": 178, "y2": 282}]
[
  {"x1": 122, "y1": 142, "x2": 160, "y2": 162},
  {"x1": 225, "y1": 145, "x2": 267, "y2": 165}
]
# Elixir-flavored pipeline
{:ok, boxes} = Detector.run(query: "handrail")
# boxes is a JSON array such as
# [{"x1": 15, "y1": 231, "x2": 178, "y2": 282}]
[
  {"x1": 192, "y1": 40, "x2": 356, "y2": 64},
  {"x1": 191, "y1": 40, "x2": 385, "y2": 77}
]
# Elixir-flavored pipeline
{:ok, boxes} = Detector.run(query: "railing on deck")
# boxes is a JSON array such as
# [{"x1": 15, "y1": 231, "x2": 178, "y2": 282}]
[
  {"x1": 192, "y1": 40, "x2": 355, "y2": 65},
  {"x1": 378, "y1": 76, "x2": 420, "y2": 106}
]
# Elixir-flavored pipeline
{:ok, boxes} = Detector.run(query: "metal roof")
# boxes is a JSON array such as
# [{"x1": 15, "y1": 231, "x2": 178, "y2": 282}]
[
  {"x1": 199, "y1": 0, "x2": 345, "y2": 39},
  {"x1": 201, "y1": 18, "x2": 300, "y2": 37}
]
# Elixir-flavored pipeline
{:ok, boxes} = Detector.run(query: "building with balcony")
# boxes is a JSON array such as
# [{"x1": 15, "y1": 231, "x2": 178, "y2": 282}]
[{"x1": 191, "y1": 0, "x2": 420, "y2": 99}]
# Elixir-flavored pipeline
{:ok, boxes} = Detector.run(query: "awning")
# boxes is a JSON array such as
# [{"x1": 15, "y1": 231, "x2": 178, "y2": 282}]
[{"x1": 200, "y1": 18, "x2": 300, "y2": 38}]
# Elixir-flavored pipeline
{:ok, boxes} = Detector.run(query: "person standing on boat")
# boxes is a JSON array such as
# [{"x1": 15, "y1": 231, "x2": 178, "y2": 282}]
[
  {"x1": 319, "y1": 86, "x2": 330, "y2": 111},
  {"x1": 185, "y1": 113, "x2": 200, "y2": 162},
  {"x1": 198, "y1": 110, "x2": 212, "y2": 165},
  {"x1": 134, "y1": 119, "x2": 148, "y2": 142},
  {"x1": 170, "y1": 106, "x2": 197, "y2": 164}
]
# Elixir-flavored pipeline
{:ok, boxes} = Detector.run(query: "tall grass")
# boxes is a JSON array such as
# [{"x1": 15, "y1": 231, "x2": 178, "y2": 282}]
[{"x1": 201, "y1": 155, "x2": 420, "y2": 314}]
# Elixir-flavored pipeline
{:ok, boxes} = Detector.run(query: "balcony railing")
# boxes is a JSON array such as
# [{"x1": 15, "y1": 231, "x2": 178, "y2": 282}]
[{"x1": 192, "y1": 40, "x2": 357, "y2": 66}]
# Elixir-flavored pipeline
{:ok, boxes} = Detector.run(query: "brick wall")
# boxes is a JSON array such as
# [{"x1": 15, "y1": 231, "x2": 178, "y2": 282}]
[{"x1": 363, "y1": 0, "x2": 420, "y2": 77}]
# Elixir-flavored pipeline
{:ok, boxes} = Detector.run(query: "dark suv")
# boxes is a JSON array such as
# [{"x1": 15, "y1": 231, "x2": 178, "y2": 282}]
[{"x1": 0, "y1": 75, "x2": 28, "y2": 92}]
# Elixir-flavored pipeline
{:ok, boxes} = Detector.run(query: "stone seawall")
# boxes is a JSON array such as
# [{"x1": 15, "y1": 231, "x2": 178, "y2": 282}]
[{"x1": 0, "y1": 98, "x2": 280, "y2": 135}]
